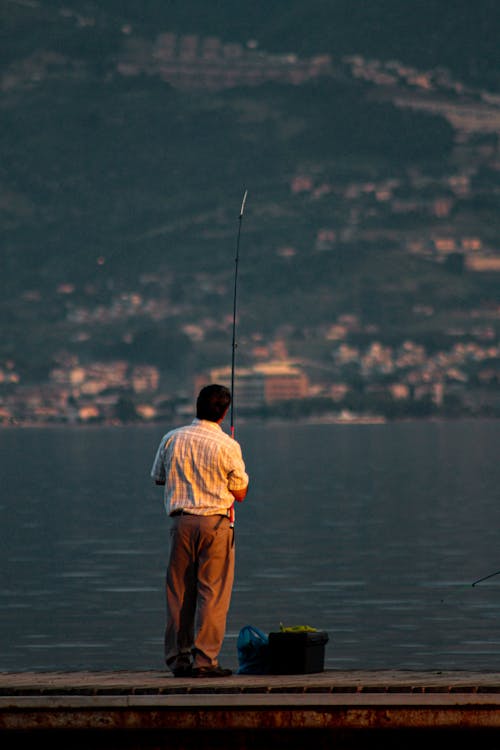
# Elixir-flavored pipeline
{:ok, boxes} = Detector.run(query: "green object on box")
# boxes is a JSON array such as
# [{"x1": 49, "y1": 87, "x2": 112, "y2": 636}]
[{"x1": 279, "y1": 623, "x2": 318, "y2": 633}]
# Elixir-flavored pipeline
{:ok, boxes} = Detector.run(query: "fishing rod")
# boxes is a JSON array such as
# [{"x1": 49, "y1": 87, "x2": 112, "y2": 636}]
[
  {"x1": 472, "y1": 570, "x2": 500, "y2": 587},
  {"x1": 228, "y1": 189, "x2": 247, "y2": 532},
  {"x1": 230, "y1": 189, "x2": 248, "y2": 439}
]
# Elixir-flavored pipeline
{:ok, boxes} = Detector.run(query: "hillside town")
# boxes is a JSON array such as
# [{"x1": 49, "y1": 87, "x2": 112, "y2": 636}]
[
  {"x1": 1, "y1": 130, "x2": 497, "y2": 426},
  {"x1": 1, "y1": 311, "x2": 499, "y2": 425},
  {"x1": 1, "y1": 19, "x2": 499, "y2": 426}
]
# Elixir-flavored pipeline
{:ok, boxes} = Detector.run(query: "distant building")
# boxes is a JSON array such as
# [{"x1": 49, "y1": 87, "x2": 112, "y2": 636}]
[
  {"x1": 131, "y1": 366, "x2": 160, "y2": 393},
  {"x1": 195, "y1": 361, "x2": 309, "y2": 410},
  {"x1": 135, "y1": 404, "x2": 157, "y2": 420},
  {"x1": 148, "y1": 33, "x2": 333, "y2": 91},
  {"x1": 330, "y1": 383, "x2": 349, "y2": 401},
  {"x1": 466, "y1": 255, "x2": 500, "y2": 272},
  {"x1": 179, "y1": 35, "x2": 198, "y2": 61},
  {"x1": 195, "y1": 367, "x2": 264, "y2": 411},
  {"x1": 390, "y1": 383, "x2": 410, "y2": 400},
  {"x1": 316, "y1": 228, "x2": 337, "y2": 251},
  {"x1": 78, "y1": 405, "x2": 100, "y2": 422},
  {"x1": 256, "y1": 362, "x2": 309, "y2": 403}
]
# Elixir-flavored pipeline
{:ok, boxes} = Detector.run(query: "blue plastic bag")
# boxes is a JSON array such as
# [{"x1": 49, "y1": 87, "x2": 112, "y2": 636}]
[{"x1": 236, "y1": 625, "x2": 270, "y2": 674}]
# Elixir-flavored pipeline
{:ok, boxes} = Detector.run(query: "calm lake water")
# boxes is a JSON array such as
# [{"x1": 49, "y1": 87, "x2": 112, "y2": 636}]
[{"x1": 1, "y1": 419, "x2": 500, "y2": 673}]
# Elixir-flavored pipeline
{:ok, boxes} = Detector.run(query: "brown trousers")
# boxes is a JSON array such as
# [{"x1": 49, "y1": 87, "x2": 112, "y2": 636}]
[{"x1": 164, "y1": 513, "x2": 235, "y2": 671}]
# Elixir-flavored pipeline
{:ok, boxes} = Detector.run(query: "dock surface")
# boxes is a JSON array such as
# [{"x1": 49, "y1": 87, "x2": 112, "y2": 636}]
[{"x1": 3, "y1": 669, "x2": 500, "y2": 747}]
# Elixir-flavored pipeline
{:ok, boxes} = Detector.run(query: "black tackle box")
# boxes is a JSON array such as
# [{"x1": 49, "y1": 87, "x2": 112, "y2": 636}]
[{"x1": 268, "y1": 630, "x2": 329, "y2": 674}]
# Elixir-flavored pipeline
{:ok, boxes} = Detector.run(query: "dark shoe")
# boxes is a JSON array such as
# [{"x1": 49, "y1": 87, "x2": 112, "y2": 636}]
[
  {"x1": 172, "y1": 664, "x2": 193, "y2": 677},
  {"x1": 192, "y1": 665, "x2": 232, "y2": 678}
]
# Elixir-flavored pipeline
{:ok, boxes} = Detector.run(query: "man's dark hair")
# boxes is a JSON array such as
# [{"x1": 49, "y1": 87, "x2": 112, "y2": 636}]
[{"x1": 196, "y1": 384, "x2": 231, "y2": 422}]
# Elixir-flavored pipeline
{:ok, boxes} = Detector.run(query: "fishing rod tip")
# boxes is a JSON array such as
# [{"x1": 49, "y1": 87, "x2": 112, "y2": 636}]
[{"x1": 240, "y1": 190, "x2": 248, "y2": 217}]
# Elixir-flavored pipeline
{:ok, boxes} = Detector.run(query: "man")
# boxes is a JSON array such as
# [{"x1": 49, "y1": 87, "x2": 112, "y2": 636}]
[{"x1": 151, "y1": 384, "x2": 249, "y2": 678}]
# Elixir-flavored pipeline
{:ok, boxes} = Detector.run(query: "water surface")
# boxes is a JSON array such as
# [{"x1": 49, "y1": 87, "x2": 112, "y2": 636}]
[{"x1": 1, "y1": 419, "x2": 500, "y2": 672}]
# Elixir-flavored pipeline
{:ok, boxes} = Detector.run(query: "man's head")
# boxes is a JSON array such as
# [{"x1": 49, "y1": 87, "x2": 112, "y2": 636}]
[{"x1": 196, "y1": 384, "x2": 231, "y2": 423}]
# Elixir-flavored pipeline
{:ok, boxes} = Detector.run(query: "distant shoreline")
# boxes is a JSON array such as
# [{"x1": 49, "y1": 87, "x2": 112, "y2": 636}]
[{"x1": 1, "y1": 414, "x2": 499, "y2": 430}]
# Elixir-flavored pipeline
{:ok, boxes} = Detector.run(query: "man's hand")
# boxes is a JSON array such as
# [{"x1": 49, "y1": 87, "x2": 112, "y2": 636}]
[{"x1": 231, "y1": 486, "x2": 248, "y2": 503}]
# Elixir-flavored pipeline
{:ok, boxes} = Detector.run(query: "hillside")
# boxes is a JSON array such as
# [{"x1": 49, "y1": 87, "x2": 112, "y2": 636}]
[{"x1": 0, "y1": 0, "x2": 499, "y2": 419}]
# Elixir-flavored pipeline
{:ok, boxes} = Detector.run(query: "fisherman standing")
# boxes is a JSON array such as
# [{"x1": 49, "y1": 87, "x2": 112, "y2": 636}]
[{"x1": 151, "y1": 384, "x2": 249, "y2": 677}]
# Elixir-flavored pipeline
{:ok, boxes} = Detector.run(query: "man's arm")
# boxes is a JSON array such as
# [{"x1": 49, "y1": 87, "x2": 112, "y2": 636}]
[
  {"x1": 151, "y1": 439, "x2": 166, "y2": 485},
  {"x1": 226, "y1": 439, "x2": 249, "y2": 503}
]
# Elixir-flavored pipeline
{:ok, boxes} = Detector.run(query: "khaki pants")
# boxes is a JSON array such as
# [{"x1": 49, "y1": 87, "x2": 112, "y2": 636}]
[{"x1": 165, "y1": 513, "x2": 234, "y2": 671}]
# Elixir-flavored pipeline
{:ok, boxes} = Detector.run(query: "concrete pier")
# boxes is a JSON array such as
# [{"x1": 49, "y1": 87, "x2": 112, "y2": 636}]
[{"x1": 3, "y1": 669, "x2": 500, "y2": 747}]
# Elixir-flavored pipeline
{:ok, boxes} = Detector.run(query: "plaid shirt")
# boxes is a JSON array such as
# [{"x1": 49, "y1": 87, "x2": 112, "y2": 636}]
[{"x1": 151, "y1": 418, "x2": 249, "y2": 516}]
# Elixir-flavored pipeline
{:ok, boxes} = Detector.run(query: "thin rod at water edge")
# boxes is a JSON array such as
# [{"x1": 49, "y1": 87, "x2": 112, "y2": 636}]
[
  {"x1": 230, "y1": 189, "x2": 248, "y2": 438},
  {"x1": 472, "y1": 569, "x2": 500, "y2": 587}
]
